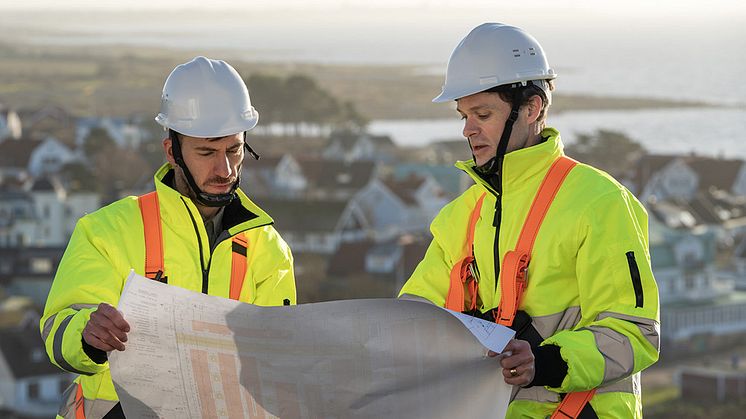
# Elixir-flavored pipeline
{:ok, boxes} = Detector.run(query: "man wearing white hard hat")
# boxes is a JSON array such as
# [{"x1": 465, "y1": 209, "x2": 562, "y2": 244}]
[
  {"x1": 41, "y1": 57, "x2": 296, "y2": 418},
  {"x1": 399, "y1": 24, "x2": 659, "y2": 418}
]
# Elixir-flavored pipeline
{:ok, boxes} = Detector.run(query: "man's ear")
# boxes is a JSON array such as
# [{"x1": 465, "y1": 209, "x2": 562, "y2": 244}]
[
  {"x1": 526, "y1": 95, "x2": 543, "y2": 124},
  {"x1": 163, "y1": 136, "x2": 176, "y2": 166}
]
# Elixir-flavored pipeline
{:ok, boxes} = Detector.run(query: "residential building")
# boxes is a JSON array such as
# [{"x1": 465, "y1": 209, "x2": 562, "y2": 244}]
[
  {"x1": 27, "y1": 137, "x2": 79, "y2": 178},
  {"x1": 0, "y1": 326, "x2": 73, "y2": 418},
  {"x1": 0, "y1": 246, "x2": 65, "y2": 308},
  {"x1": 350, "y1": 174, "x2": 448, "y2": 241},
  {"x1": 18, "y1": 105, "x2": 76, "y2": 147},
  {"x1": 322, "y1": 131, "x2": 396, "y2": 163},
  {"x1": 296, "y1": 158, "x2": 378, "y2": 200},
  {"x1": 241, "y1": 154, "x2": 307, "y2": 198},
  {"x1": 76, "y1": 116, "x2": 148, "y2": 150},
  {"x1": 255, "y1": 198, "x2": 367, "y2": 254},
  {"x1": 633, "y1": 154, "x2": 746, "y2": 202}
]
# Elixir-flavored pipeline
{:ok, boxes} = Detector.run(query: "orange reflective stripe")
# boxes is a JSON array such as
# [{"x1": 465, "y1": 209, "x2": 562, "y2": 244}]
[
  {"x1": 514, "y1": 156, "x2": 577, "y2": 255},
  {"x1": 465, "y1": 193, "x2": 487, "y2": 249},
  {"x1": 74, "y1": 382, "x2": 85, "y2": 419},
  {"x1": 550, "y1": 389, "x2": 597, "y2": 419},
  {"x1": 496, "y1": 156, "x2": 577, "y2": 326},
  {"x1": 229, "y1": 233, "x2": 249, "y2": 301},
  {"x1": 138, "y1": 191, "x2": 164, "y2": 280},
  {"x1": 445, "y1": 193, "x2": 486, "y2": 311}
]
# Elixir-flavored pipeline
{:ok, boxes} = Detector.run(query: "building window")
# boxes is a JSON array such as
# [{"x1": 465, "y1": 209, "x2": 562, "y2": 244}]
[
  {"x1": 31, "y1": 257, "x2": 53, "y2": 274},
  {"x1": 28, "y1": 381, "x2": 40, "y2": 400}
]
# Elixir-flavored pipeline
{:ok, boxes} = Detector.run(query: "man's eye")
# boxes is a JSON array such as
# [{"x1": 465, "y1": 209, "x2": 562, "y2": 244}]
[
  {"x1": 199, "y1": 152, "x2": 213, "y2": 157},
  {"x1": 477, "y1": 113, "x2": 490, "y2": 119}
]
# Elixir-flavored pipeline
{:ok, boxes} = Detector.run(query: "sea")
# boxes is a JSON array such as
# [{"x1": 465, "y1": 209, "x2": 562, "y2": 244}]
[{"x1": 0, "y1": 7, "x2": 744, "y2": 156}]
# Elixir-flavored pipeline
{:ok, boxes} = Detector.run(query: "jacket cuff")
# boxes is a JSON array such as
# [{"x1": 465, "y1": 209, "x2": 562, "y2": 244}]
[
  {"x1": 81, "y1": 336, "x2": 108, "y2": 364},
  {"x1": 528, "y1": 344, "x2": 567, "y2": 388}
]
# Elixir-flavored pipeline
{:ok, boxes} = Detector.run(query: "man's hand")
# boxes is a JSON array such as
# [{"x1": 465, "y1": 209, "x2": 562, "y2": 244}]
[
  {"x1": 82, "y1": 303, "x2": 130, "y2": 352},
  {"x1": 488, "y1": 339, "x2": 535, "y2": 386}
]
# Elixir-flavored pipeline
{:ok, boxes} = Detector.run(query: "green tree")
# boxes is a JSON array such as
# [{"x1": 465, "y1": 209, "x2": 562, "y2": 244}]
[
  {"x1": 244, "y1": 72, "x2": 368, "y2": 137},
  {"x1": 246, "y1": 74, "x2": 285, "y2": 131},
  {"x1": 565, "y1": 130, "x2": 645, "y2": 178},
  {"x1": 82, "y1": 126, "x2": 117, "y2": 159}
]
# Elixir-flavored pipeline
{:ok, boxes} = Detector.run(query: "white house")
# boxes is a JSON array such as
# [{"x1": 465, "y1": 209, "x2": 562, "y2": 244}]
[
  {"x1": 639, "y1": 157, "x2": 699, "y2": 202},
  {"x1": 76, "y1": 116, "x2": 147, "y2": 149},
  {"x1": 255, "y1": 198, "x2": 368, "y2": 254},
  {"x1": 0, "y1": 176, "x2": 99, "y2": 249},
  {"x1": 241, "y1": 154, "x2": 306, "y2": 198},
  {"x1": 350, "y1": 179, "x2": 415, "y2": 242},
  {"x1": 635, "y1": 155, "x2": 746, "y2": 202},
  {"x1": 0, "y1": 188, "x2": 38, "y2": 248},
  {"x1": 322, "y1": 131, "x2": 395, "y2": 163},
  {"x1": 349, "y1": 174, "x2": 449, "y2": 242},
  {"x1": 27, "y1": 137, "x2": 79, "y2": 178},
  {"x1": 0, "y1": 326, "x2": 74, "y2": 418}
]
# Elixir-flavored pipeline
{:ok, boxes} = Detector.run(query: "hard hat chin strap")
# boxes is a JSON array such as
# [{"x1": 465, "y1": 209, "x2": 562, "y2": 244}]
[
  {"x1": 169, "y1": 129, "x2": 248, "y2": 208},
  {"x1": 474, "y1": 92, "x2": 522, "y2": 178}
]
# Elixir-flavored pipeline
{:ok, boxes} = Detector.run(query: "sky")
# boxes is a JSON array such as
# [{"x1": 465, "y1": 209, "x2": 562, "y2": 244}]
[
  {"x1": 0, "y1": 0, "x2": 744, "y2": 152},
  {"x1": 2, "y1": 0, "x2": 746, "y2": 17}
]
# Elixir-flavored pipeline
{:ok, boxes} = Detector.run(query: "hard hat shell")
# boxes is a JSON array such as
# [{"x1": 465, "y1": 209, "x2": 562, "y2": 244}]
[
  {"x1": 155, "y1": 56, "x2": 259, "y2": 138},
  {"x1": 433, "y1": 23, "x2": 556, "y2": 103}
]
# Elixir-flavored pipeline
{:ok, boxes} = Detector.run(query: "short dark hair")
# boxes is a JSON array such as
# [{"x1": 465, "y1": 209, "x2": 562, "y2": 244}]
[{"x1": 485, "y1": 79, "x2": 554, "y2": 126}]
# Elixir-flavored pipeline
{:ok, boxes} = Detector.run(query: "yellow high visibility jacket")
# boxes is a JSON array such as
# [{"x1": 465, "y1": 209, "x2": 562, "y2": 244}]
[
  {"x1": 40, "y1": 163, "x2": 296, "y2": 418},
  {"x1": 399, "y1": 128, "x2": 660, "y2": 418}
]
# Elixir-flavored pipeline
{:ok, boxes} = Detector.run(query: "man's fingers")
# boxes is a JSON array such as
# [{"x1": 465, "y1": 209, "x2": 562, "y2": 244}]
[
  {"x1": 499, "y1": 339, "x2": 533, "y2": 368},
  {"x1": 502, "y1": 364, "x2": 535, "y2": 386},
  {"x1": 500, "y1": 352, "x2": 532, "y2": 369},
  {"x1": 96, "y1": 303, "x2": 130, "y2": 333},
  {"x1": 83, "y1": 323, "x2": 125, "y2": 352},
  {"x1": 90, "y1": 310, "x2": 128, "y2": 343}
]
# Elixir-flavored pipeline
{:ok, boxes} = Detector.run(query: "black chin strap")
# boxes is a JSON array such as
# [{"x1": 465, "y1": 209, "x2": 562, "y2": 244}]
[
  {"x1": 169, "y1": 130, "x2": 259, "y2": 208},
  {"x1": 474, "y1": 91, "x2": 522, "y2": 178}
]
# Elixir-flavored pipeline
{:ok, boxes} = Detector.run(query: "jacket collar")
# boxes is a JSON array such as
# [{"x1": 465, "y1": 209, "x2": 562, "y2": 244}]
[
  {"x1": 153, "y1": 163, "x2": 274, "y2": 235},
  {"x1": 456, "y1": 127, "x2": 564, "y2": 194}
]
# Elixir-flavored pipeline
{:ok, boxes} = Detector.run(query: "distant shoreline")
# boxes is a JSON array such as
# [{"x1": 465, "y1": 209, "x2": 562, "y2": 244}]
[{"x1": 0, "y1": 40, "x2": 720, "y2": 120}]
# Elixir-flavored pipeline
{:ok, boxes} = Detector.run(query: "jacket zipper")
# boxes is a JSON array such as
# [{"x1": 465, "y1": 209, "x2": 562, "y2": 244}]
[
  {"x1": 492, "y1": 173, "x2": 502, "y2": 294},
  {"x1": 182, "y1": 198, "x2": 212, "y2": 294},
  {"x1": 626, "y1": 251, "x2": 644, "y2": 308},
  {"x1": 492, "y1": 195, "x2": 502, "y2": 292}
]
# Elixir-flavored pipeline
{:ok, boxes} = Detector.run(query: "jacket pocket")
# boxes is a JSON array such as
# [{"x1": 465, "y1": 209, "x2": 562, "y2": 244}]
[{"x1": 626, "y1": 251, "x2": 644, "y2": 308}]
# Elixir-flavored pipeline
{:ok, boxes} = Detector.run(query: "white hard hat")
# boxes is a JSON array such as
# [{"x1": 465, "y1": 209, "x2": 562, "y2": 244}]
[
  {"x1": 155, "y1": 56, "x2": 259, "y2": 138},
  {"x1": 433, "y1": 23, "x2": 557, "y2": 103}
]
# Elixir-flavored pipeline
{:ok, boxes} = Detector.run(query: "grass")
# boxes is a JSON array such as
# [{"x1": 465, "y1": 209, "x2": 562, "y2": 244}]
[{"x1": 643, "y1": 385, "x2": 679, "y2": 408}]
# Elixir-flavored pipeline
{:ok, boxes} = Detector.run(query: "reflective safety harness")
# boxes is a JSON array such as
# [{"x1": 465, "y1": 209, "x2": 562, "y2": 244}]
[
  {"x1": 137, "y1": 191, "x2": 249, "y2": 298},
  {"x1": 445, "y1": 156, "x2": 596, "y2": 418}
]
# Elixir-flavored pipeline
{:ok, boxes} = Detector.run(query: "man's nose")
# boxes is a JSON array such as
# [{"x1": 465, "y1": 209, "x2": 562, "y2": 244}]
[
  {"x1": 463, "y1": 118, "x2": 478, "y2": 139},
  {"x1": 214, "y1": 153, "x2": 233, "y2": 178}
]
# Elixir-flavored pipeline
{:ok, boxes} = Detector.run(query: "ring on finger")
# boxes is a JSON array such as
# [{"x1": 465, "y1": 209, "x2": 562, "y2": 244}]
[{"x1": 509, "y1": 368, "x2": 519, "y2": 377}]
